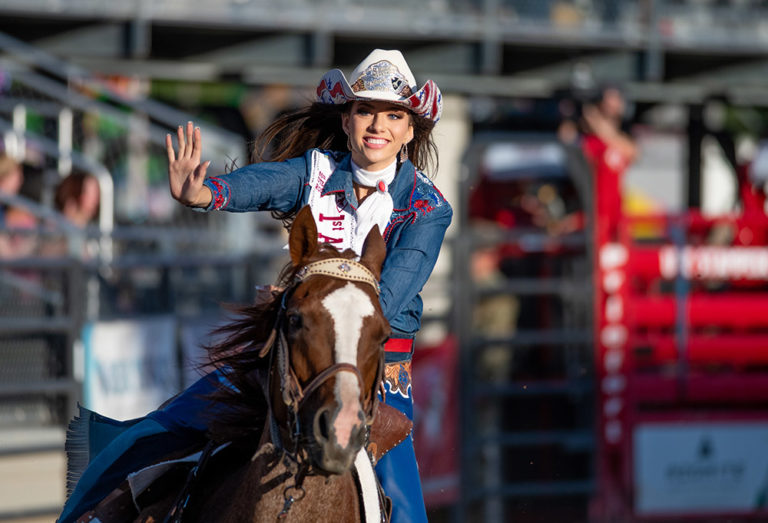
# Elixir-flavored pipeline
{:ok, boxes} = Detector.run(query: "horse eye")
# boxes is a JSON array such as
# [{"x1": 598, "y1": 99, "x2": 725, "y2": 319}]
[{"x1": 287, "y1": 313, "x2": 303, "y2": 330}]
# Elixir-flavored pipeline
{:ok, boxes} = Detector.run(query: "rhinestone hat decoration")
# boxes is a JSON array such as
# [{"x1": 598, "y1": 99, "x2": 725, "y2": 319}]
[
  {"x1": 315, "y1": 49, "x2": 443, "y2": 123},
  {"x1": 350, "y1": 60, "x2": 414, "y2": 98}
]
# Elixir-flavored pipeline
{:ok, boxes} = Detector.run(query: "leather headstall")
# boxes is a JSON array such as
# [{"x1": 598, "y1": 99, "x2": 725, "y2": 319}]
[{"x1": 294, "y1": 258, "x2": 380, "y2": 295}]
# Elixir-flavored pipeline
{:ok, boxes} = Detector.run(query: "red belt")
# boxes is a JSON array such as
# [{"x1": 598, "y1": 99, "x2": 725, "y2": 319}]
[{"x1": 384, "y1": 338, "x2": 414, "y2": 353}]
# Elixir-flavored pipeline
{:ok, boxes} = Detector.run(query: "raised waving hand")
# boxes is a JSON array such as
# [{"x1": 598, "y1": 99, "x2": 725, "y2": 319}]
[{"x1": 166, "y1": 121, "x2": 213, "y2": 208}]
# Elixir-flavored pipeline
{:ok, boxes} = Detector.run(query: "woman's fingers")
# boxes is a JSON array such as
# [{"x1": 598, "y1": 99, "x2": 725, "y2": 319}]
[
  {"x1": 174, "y1": 122, "x2": 198, "y2": 159},
  {"x1": 192, "y1": 126, "x2": 202, "y2": 162},
  {"x1": 186, "y1": 121, "x2": 194, "y2": 152},
  {"x1": 165, "y1": 133, "x2": 175, "y2": 163},
  {"x1": 176, "y1": 125, "x2": 186, "y2": 158},
  {"x1": 172, "y1": 121, "x2": 200, "y2": 160}
]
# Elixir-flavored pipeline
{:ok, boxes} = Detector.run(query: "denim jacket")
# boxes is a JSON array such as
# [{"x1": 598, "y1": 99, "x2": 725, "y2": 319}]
[{"x1": 202, "y1": 149, "x2": 452, "y2": 356}]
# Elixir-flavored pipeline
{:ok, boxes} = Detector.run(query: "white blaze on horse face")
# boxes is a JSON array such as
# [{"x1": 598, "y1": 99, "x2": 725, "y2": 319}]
[{"x1": 321, "y1": 282, "x2": 374, "y2": 449}]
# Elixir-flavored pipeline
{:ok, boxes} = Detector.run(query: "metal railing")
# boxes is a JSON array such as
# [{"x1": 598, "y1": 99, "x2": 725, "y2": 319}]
[
  {"x1": 0, "y1": 29, "x2": 248, "y2": 234},
  {"x1": 0, "y1": 30, "x2": 243, "y2": 163}
]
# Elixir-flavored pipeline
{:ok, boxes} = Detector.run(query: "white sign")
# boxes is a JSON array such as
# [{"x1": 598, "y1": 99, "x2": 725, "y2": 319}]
[
  {"x1": 83, "y1": 317, "x2": 180, "y2": 420},
  {"x1": 634, "y1": 422, "x2": 768, "y2": 515}
]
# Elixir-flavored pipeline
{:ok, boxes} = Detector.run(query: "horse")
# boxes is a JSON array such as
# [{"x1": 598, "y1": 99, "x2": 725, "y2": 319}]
[{"x1": 76, "y1": 205, "x2": 411, "y2": 522}]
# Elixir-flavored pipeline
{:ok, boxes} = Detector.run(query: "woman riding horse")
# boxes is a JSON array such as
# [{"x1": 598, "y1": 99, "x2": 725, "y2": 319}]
[{"x1": 60, "y1": 48, "x2": 450, "y2": 523}]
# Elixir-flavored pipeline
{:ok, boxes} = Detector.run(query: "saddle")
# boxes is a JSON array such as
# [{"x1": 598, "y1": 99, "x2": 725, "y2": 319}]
[{"x1": 75, "y1": 402, "x2": 412, "y2": 523}]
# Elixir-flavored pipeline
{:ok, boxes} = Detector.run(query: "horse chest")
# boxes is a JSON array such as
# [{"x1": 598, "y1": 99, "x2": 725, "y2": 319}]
[
  {"x1": 200, "y1": 446, "x2": 363, "y2": 523},
  {"x1": 255, "y1": 474, "x2": 361, "y2": 523}
]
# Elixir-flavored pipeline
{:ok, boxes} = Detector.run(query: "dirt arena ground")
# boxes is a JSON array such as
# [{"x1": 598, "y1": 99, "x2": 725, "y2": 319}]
[{"x1": 0, "y1": 428, "x2": 65, "y2": 522}]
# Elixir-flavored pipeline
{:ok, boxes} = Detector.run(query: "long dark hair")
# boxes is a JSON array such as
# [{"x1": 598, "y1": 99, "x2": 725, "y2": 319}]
[{"x1": 252, "y1": 101, "x2": 438, "y2": 228}]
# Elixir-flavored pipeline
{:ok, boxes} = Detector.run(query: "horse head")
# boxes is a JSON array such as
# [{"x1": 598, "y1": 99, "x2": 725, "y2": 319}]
[{"x1": 271, "y1": 205, "x2": 390, "y2": 475}]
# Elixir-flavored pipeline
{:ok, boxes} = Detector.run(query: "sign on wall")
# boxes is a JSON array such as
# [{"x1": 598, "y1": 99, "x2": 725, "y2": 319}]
[
  {"x1": 83, "y1": 316, "x2": 180, "y2": 420},
  {"x1": 635, "y1": 422, "x2": 768, "y2": 515}
]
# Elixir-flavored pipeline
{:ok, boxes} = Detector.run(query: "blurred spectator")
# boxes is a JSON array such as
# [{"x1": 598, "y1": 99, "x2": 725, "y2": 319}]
[
  {"x1": 0, "y1": 154, "x2": 38, "y2": 258},
  {"x1": 0, "y1": 206, "x2": 37, "y2": 258},
  {"x1": 36, "y1": 171, "x2": 101, "y2": 259},
  {"x1": 561, "y1": 85, "x2": 638, "y2": 241},
  {"x1": 471, "y1": 241, "x2": 520, "y2": 383},
  {"x1": 54, "y1": 171, "x2": 100, "y2": 227},
  {"x1": 0, "y1": 153, "x2": 23, "y2": 222},
  {"x1": 582, "y1": 86, "x2": 637, "y2": 163}
]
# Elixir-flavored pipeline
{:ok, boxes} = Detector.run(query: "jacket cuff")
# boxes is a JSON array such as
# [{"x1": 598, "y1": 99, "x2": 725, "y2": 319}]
[{"x1": 202, "y1": 177, "x2": 230, "y2": 211}]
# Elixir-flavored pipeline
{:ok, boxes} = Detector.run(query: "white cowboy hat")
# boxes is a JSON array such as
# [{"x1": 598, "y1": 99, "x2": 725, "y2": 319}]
[{"x1": 316, "y1": 49, "x2": 442, "y2": 123}]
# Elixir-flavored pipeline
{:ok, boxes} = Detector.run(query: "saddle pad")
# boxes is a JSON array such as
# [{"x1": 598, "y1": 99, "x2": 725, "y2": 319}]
[{"x1": 127, "y1": 442, "x2": 230, "y2": 505}]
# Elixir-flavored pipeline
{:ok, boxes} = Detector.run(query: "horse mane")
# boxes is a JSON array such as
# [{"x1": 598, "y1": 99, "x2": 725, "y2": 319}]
[{"x1": 203, "y1": 244, "x2": 359, "y2": 443}]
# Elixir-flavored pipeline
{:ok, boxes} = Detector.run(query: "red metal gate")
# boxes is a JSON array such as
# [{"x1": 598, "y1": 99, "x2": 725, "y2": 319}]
[{"x1": 592, "y1": 207, "x2": 768, "y2": 521}]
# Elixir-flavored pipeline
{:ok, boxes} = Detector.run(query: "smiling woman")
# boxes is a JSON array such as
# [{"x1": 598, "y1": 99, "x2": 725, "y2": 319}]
[
  {"x1": 343, "y1": 101, "x2": 414, "y2": 172},
  {"x1": 60, "y1": 49, "x2": 450, "y2": 523}
]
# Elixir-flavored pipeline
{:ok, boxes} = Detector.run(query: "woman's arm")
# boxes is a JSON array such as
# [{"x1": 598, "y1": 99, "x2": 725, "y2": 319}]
[
  {"x1": 378, "y1": 205, "x2": 452, "y2": 323},
  {"x1": 201, "y1": 156, "x2": 307, "y2": 213}
]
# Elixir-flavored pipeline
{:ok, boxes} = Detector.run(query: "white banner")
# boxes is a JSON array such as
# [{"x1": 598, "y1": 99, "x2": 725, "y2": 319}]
[
  {"x1": 634, "y1": 422, "x2": 768, "y2": 515},
  {"x1": 83, "y1": 316, "x2": 180, "y2": 420}
]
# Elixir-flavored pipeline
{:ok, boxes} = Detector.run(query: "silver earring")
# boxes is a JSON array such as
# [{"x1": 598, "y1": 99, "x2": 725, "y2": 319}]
[
  {"x1": 347, "y1": 136, "x2": 352, "y2": 151},
  {"x1": 399, "y1": 144, "x2": 408, "y2": 163}
]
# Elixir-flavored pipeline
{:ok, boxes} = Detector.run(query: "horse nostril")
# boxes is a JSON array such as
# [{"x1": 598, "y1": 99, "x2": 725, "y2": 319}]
[
  {"x1": 315, "y1": 408, "x2": 331, "y2": 441},
  {"x1": 319, "y1": 412, "x2": 329, "y2": 440}
]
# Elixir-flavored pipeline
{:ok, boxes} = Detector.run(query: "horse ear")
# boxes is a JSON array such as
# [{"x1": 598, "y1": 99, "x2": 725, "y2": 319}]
[
  {"x1": 289, "y1": 206, "x2": 318, "y2": 265},
  {"x1": 359, "y1": 225, "x2": 386, "y2": 279}
]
